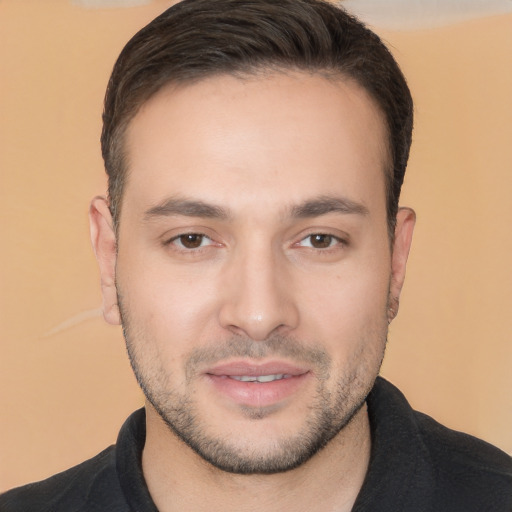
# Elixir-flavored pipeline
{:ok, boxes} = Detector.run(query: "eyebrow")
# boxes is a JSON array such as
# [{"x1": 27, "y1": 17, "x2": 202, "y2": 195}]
[
  {"x1": 144, "y1": 197, "x2": 230, "y2": 221},
  {"x1": 143, "y1": 194, "x2": 368, "y2": 222},
  {"x1": 289, "y1": 195, "x2": 369, "y2": 218}
]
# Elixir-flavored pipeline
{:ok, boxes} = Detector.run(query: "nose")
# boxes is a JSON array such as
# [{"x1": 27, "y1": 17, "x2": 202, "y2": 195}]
[{"x1": 218, "y1": 245, "x2": 300, "y2": 341}]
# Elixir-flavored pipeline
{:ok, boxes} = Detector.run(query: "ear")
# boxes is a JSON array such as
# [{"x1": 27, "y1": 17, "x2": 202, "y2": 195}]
[
  {"x1": 388, "y1": 207, "x2": 416, "y2": 323},
  {"x1": 89, "y1": 196, "x2": 121, "y2": 325}
]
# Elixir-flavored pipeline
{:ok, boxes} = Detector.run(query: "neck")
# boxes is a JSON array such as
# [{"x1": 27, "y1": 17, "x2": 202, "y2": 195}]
[{"x1": 142, "y1": 403, "x2": 371, "y2": 512}]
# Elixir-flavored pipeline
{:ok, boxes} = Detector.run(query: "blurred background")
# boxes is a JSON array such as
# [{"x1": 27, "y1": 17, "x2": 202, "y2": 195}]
[{"x1": 1, "y1": 0, "x2": 511, "y2": 491}]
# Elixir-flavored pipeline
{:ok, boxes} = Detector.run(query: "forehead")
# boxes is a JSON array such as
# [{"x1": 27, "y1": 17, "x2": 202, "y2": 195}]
[{"x1": 122, "y1": 72, "x2": 389, "y2": 219}]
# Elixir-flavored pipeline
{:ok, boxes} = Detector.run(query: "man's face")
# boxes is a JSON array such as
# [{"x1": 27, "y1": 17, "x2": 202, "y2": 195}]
[{"x1": 91, "y1": 72, "x2": 414, "y2": 474}]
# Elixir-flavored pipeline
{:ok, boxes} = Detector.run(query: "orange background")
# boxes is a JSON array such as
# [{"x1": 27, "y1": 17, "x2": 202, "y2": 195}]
[{"x1": 1, "y1": 0, "x2": 511, "y2": 491}]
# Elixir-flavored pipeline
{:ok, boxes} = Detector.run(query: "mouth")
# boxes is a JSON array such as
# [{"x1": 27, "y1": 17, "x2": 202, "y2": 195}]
[
  {"x1": 228, "y1": 374, "x2": 293, "y2": 383},
  {"x1": 204, "y1": 361, "x2": 311, "y2": 408}
]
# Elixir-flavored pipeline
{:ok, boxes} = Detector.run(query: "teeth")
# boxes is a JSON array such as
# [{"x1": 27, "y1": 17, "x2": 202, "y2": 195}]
[{"x1": 230, "y1": 374, "x2": 288, "y2": 383}]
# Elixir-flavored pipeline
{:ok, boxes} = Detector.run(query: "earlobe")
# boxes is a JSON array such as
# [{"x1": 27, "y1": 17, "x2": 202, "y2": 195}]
[
  {"x1": 388, "y1": 207, "x2": 416, "y2": 323},
  {"x1": 89, "y1": 196, "x2": 121, "y2": 325}
]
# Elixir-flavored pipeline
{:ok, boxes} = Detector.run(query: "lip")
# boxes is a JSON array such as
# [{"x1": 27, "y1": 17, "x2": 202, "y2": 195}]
[
  {"x1": 204, "y1": 360, "x2": 311, "y2": 408},
  {"x1": 205, "y1": 360, "x2": 310, "y2": 377}
]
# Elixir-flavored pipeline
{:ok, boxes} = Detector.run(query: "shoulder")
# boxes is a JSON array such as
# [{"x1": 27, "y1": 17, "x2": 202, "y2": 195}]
[
  {"x1": 365, "y1": 378, "x2": 512, "y2": 511},
  {"x1": 414, "y1": 409, "x2": 512, "y2": 508},
  {"x1": 0, "y1": 446, "x2": 128, "y2": 512}
]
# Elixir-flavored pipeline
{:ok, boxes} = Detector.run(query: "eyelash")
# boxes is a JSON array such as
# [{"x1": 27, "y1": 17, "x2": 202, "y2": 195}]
[
  {"x1": 164, "y1": 232, "x2": 347, "y2": 254},
  {"x1": 165, "y1": 233, "x2": 214, "y2": 251},
  {"x1": 295, "y1": 233, "x2": 346, "y2": 251}
]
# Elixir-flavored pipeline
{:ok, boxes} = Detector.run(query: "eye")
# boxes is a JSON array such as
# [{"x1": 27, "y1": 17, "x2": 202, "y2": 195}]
[
  {"x1": 297, "y1": 233, "x2": 342, "y2": 249},
  {"x1": 169, "y1": 233, "x2": 213, "y2": 249}
]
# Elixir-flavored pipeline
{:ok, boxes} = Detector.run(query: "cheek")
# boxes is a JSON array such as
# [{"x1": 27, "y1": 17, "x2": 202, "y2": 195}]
[
  {"x1": 298, "y1": 260, "x2": 390, "y2": 347},
  {"x1": 306, "y1": 253, "x2": 390, "y2": 304},
  {"x1": 116, "y1": 251, "x2": 223, "y2": 349},
  {"x1": 305, "y1": 275, "x2": 389, "y2": 385}
]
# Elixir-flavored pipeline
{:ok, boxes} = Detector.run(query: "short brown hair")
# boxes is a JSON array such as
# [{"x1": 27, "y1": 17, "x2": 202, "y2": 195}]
[{"x1": 101, "y1": 0, "x2": 413, "y2": 234}]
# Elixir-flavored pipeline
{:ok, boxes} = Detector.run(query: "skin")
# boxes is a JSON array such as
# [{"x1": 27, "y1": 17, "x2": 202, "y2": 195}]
[{"x1": 90, "y1": 71, "x2": 415, "y2": 512}]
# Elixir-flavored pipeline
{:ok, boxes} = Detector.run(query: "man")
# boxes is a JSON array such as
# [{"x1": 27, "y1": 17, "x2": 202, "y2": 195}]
[{"x1": 1, "y1": 0, "x2": 511, "y2": 510}]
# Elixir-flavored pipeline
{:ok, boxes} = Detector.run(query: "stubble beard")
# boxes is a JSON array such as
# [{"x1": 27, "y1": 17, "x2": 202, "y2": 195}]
[{"x1": 119, "y1": 298, "x2": 387, "y2": 475}]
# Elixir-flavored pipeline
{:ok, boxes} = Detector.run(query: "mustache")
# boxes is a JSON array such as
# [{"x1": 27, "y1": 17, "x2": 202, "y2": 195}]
[{"x1": 184, "y1": 334, "x2": 331, "y2": 381}]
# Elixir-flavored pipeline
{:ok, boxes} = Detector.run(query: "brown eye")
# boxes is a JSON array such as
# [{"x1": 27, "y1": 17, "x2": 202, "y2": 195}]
[
  {"x1": 309, "y1": 234, "x2": 334, "y2": 248},
  {"x1": 177, "y1": 234, "x2": 206, "y2": 249}
]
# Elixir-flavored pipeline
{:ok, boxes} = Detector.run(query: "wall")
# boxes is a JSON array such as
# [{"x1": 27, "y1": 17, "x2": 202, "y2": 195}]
[{"x1": 1, "y1": 0, "x2": 511, "y2": 491}]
